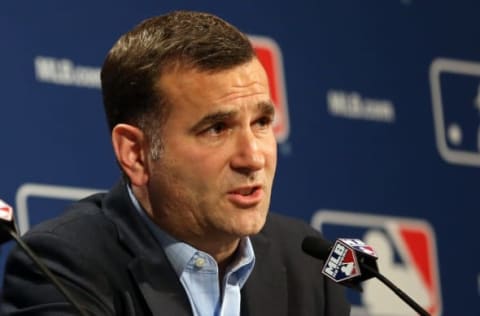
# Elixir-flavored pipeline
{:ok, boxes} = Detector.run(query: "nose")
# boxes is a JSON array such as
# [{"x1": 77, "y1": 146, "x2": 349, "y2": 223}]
[{"x1": 230, "y1": 128, "x2": 265, "y2": 175}]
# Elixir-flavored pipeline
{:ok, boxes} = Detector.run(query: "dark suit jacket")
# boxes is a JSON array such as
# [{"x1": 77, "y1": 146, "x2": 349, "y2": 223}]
[{"x1": 1, "y1": 180, "x2": 350, "y2": 315}]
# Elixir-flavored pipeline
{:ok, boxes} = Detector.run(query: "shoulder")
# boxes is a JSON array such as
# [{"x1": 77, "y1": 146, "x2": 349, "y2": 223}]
[
  {"x1": 261, "y1": 212, "x2": 321, "y2": 241},
  {"x1": 1, "y1": 191, "x2": 123, "y2": 315},
  {"x1": 253, "y1": 212, "x2": 322, "y2": 265},
  {"x1": 8, "y1": 188, "x2": 133, "y2": 281},
  {"x1": 23, "y1": 192, "x2": 116, "y2": 250},
  {"x1": 250, "y1": 212, "x2": 351, "y2": 315},
  {"x1": 264, "y1": 212, "x2": 315, "y2": 230}
]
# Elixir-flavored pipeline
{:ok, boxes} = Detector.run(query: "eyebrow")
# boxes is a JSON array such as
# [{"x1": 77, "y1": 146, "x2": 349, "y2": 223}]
[
  {"x1": 258, "y1": 101, "x2": 276, "y2": 118},
  {"x1": 189, "y1": 101, "x2": 276, "y2": 133},
  {"x1": 189, "y1": 110, "x2": 237, "y2": 133}
]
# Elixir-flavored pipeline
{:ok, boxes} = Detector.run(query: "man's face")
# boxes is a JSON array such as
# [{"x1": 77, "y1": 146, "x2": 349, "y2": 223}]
[{"x1": 147, "y1": 58, "x2": 277, "y2": 246}]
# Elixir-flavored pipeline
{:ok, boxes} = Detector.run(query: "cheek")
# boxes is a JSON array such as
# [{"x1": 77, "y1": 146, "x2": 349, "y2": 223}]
[
  {"x1": 166, "y1": 144, "x2": 228, "y2": 188},
  {"x1": 265, "y1": 138, "x2": 278, "y2": 170}
]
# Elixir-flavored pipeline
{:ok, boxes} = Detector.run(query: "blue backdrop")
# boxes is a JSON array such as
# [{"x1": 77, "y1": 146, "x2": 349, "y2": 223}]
[{"x1": 1, "y1": 1, "x2": 478, "y2": 315}]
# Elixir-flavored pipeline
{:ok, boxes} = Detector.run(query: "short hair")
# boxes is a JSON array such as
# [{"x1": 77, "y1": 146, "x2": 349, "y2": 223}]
[{"x1": 101, "y1": 11, "x2": 255, "y2": 158}]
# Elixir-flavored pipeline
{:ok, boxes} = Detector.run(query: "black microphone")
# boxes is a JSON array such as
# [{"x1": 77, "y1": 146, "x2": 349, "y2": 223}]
[
  {"x1": 302, "y1": 236, "x2": 379, "y2": 290},
  {"x1": 302, "y1": 236, "x2": 431, "y2": 316},
  {"x1": 0, "y1": 199, "x2": 88, "y2": 316}
]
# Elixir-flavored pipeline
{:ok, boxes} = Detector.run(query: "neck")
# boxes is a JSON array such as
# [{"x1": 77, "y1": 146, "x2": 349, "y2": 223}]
[
  {"x1": 195, "y1": 237, "x2": 240, "y2": 273},
  {"x1": 132, "y1": 184, "x2": 242, "y2": 276},
  {"x1": 172, "y1": 228, "x2": 242, "y2": 280},
  {"x1": 185, "y1": 237, "x2": 241, "y2": 284},
  {"x1": 174, "y1": 229, "x2": 241, "y2": 276}
]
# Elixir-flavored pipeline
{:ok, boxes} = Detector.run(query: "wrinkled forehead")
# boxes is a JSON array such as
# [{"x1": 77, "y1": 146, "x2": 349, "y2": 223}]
[
  {"x1": 155, "y1": 58, "x2": 271, "y2": 121},
  {"x1": 156, "y1": 56, "x2": 267, "y2": 101}
]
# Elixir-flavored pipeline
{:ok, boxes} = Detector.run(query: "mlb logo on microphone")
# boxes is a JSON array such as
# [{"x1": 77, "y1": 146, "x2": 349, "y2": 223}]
[
  {"x1": 0, "y1": 200, "x2": 13, "y2": 221},
  {"x1": 323, "y1": 240, "x2": 362, "y2": 282},
  {"x1": 311, "y1": 209, "x2": 442, "y2": 316}
]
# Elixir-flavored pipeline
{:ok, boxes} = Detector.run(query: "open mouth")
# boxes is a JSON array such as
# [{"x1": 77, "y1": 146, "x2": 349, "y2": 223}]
[
  {"x1": 233, "y1": 186, "x2": 258, "y2": 196},
  {"x1": 230, "y1": 185, "x2": 262, "y2": 196},
  {"x1": 227, "y1": 186, "x2": 264, "y2": 207}
]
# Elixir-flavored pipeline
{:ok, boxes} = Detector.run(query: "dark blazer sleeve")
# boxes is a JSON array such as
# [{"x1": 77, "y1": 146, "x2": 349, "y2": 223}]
[
  {"x1": 1, "y1": 184, "x2": 190, "y2": 316},
  {"x1": 1, "y1": 230, "x2": 116, "y2": 316}
]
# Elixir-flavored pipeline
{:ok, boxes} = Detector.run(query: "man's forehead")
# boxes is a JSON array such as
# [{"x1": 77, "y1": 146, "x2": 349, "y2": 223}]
[
  {"x1": 206, "y1": 101, "x2": 275, "y2": 116},
  {"x1": 157, "y1": 59, "x2": 269, "y2": 106},
  {"x1": 159, "y1": 57, "x2": 267, "y2": 85},
  {"x1": 188, "y1": 101, "x2": 275, "y2": 134}
]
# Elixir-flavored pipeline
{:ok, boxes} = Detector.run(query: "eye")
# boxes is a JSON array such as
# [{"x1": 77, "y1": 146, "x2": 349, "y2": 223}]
[
  {"x1": 254, "y1": 115, "x2": 274, "y2": 129},
  {"x1": 204, "y1": 122, "x2": 228, "y2": 135}
]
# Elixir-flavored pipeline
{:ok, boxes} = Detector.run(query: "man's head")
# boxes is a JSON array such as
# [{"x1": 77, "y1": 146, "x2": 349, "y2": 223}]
[
  {"x1": 102, "y1": 11, "x2": 277, "y2": 259},
  {"x1": 101, "y1": 11, "x2": 255, "y2": 158}
]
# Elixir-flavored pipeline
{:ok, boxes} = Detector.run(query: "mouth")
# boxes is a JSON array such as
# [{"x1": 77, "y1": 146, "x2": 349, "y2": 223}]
[
  {"x1": 231, "y1": 186, "x2": 259, "y2": 195},
  {"x1": 227, "y1": 185, "x2": 264, "y2": 208}
]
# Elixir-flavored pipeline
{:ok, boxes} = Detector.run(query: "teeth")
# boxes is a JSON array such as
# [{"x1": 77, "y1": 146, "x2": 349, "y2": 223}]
[{"x1": 237, "y1": 188, "x2": 254, "y2": 195}]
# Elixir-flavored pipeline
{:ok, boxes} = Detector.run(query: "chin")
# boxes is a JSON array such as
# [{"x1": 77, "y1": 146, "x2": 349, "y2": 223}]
[{"x1": 232, "y1": 212, "x2": 268, "y2": 237}]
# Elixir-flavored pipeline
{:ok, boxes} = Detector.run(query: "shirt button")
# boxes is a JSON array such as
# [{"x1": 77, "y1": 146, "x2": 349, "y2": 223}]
[{"x1": 194, "y1": 257, "x2": 205, "y2": 268}]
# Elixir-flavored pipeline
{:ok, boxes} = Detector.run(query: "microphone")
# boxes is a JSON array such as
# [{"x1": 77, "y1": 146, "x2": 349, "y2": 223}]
[
  {"x1": 302, "y1": 236, "x2": 379, "y2": 289},
  {"x1": 0, "y1": 200, "x2": 17, "y2": 245},
  {"x1": 302, "y1": 236, "x2": 431, "y2": 316},
  {"x1": 0, "y1": 199, "x2": 88, "y2": 316}
]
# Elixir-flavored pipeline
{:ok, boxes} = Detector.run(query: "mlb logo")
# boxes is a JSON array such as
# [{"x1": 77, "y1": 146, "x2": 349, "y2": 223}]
[
  {"x1": 250, "y1": 36, "x2": 290, "y2": 143},
  {"x1": 323, "y1": 241, "x2": 361, "y2": 282},
  {"x1": 312, "y1": 209, "x2": 442, "y2": 316},
  {"x1": 430, "y1": 58, "x2": 480, "y2": 166},
  {"x1": 340, "y1": 238, "x2": 378, "y2": 258}
]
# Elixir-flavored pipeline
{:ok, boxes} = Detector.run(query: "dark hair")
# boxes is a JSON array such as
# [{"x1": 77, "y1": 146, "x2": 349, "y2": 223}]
[{"x1": 101, "y1": 11, "x2": 255, "y2": 157}]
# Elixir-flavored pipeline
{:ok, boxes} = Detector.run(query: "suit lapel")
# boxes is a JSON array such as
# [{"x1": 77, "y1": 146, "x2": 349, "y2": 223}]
[
  {"x1": 104, "y1": 181, "x2": 192, "y2": 316},
  {"x1": 128, "y1": 257, "x2": 192, "y2": 316},
  {"x1": 242, "y1": 232, "x2": 288, "y2": 316}
]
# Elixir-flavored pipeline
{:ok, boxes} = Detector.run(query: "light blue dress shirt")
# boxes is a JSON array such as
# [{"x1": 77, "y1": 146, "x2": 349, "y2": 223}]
[{"x1": 127, "y1": 185, "x2": 256, "y2": 316}]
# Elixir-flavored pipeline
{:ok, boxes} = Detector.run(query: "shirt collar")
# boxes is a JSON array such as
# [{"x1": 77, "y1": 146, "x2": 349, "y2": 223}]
[{"x1": 126, "y1": 183, "x2": 255, "y2": 280}]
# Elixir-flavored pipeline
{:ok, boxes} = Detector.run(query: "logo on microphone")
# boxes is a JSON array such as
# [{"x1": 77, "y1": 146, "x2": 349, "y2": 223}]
[
  {"x1": 0, "y1": 200, "x2": 13, "y2": 221},
  {"x1": 323, "y1": 240, "x2": 361, "y2": 282},
  {"x1": 311, "y1": 210, "x2": 442, "y2": 316},
  {"x1": 341, "y1": 238, "x2": 378, "y2": 257}
]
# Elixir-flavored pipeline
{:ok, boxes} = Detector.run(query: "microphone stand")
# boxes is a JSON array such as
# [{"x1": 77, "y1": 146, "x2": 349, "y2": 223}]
[
  {"x1": 0, "y1": 224, "x2": 88, "y2": 316},
  {"x1": 361, "y1": 262, "x2": 430, "y2": 316}
]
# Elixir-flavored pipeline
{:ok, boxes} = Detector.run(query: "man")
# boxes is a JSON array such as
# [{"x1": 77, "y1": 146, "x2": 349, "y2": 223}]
[{"x1": 1, "y1": 11, "x2": 350, "y2": 315}]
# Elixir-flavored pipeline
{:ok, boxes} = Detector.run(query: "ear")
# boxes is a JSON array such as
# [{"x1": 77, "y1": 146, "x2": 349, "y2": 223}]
[{"x1": 111, "y1": 124, "x2": 149, "y2": 186}]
